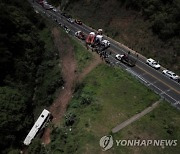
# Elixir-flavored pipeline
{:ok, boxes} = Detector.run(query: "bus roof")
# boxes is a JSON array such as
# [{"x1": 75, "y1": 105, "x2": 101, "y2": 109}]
[{"x1": 23, "y1": 109, "x2": 50, "y2": 145}]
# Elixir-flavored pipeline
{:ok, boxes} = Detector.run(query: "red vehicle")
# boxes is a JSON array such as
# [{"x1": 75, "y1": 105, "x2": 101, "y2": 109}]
[
  {"x1": 75, "y1": 19, "x2": 82, "y2": 25},
  {"x1": 86, "y1": 32, "x2": 96, "y2": 45}
]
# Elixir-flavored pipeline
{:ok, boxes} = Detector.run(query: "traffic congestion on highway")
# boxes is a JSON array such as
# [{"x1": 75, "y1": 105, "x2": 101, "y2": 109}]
[{"x1": 30, "y1": 0, "x2": 180, "y2": 109}]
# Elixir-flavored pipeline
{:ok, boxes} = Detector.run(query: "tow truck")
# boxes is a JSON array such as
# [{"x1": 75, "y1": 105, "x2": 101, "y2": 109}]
[{"x1": 116, "y1": 54, "x2": 136, "y2": 67}]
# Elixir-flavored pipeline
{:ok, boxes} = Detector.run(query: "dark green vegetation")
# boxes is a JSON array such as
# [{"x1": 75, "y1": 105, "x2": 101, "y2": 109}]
[
  {"x1": 51, "y1": 0, "x2": 180, "y2": 73},
  {"x1": 34, "y1": 28, "x2": 63, "y2": 115},
  {"x1": 0, "y1": 0, "x2": 63, "y2": 153}
]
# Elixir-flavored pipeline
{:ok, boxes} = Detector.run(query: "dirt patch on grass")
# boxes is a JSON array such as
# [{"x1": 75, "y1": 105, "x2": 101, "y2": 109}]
[
  {"x1": 78, "y1": 52, "x2": 102, "y2": 81},
  {"x1": 42, "y1": 27, "x2": 77, "y2": 144},
  {"x1": 42, "y1": 28, "x2": 102, "y2": 144},
  {"x1": 50, "y1": 28, "x2": 76, "y2": 124}
]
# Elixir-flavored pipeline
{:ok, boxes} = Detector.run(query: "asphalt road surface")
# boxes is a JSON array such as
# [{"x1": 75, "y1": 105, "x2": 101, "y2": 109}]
[{"x1": 30, "y1": 1, "x2": 180, "y2": 109}]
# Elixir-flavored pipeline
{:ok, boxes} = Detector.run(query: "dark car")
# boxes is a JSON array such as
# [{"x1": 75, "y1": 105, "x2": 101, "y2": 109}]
[
  {"x1": 61, "y1": 12, "x2": 66, "y2": 16},
  {"x1": 61, "y1": 12, "x2": 72, "y2": 18}
]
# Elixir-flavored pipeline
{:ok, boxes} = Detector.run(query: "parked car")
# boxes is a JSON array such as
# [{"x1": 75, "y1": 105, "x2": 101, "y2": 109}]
[
  {"x1": 61, "y1": 12, "x2": 66, "y2": 16},
  {"x1": 58, "y1": 22, "x2": 63, "y2": 27},
  {"x1": 146, "y1": 58, "x2": 160, "y2": 69},
  {"x1": 67, "y1": 18, "x2": 75, "y2": 23},
  {"x1": 75, "y1": 19, "x2": 82, "y2": 25},
  {"x1": 52, "y1": 8, "x2": 57, "y2": 12},
  {"x1": 61, "y1": 12, "x2": 72, "y2": 18},
  {"x1": 63, "y1": 25, "x2": 70, "y2": 33},
  {"x1": 75, "y1": 31, "x2": 85, "y2": 40},
  {"x1": 49, "y1": 5, "x2": 53, "y2": 9},
  {"x1": 162, "y1": 70, "x2": 179, "y2": 81}
]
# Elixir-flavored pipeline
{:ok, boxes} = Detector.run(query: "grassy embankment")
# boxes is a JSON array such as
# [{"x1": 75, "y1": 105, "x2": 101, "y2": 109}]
[
  {"x1": 113, "y1": 101, "x2": 180, "y2": 154},
  {"x1": 71, "y1": 38, "x2": 93, "y2": 73},
  {"x1": 47, "y1": 63, "x2": 180, "y2": 154}
]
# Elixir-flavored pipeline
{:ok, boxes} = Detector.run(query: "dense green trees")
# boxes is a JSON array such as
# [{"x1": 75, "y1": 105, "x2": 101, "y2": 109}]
[
  {"x1": 0, "y1": 0, "x2": 63, "y2": 153},
  {"x1": 0, "y1": 1, "x2": 44, "y2": 86},
  {"x1": 0, "y1": 0, "x2": 43, "y2": 152},
  {"x1": 141, "y1": 0, "x2": 180, "y2": 40},
  {"x1": 0, "y1": 87, "x2": 33, "y2": 152},
  {"x1": 111, "y1": 0, "x2": 180, "y2": 41}
]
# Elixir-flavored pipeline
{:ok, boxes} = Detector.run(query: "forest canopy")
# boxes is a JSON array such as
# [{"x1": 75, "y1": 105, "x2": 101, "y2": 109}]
[{"x1": 0, "y1": 0, "x2": 61, "y2": 153}]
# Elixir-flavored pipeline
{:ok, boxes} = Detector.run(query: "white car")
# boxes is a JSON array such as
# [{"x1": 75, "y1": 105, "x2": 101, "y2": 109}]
[
  {"x1": 67, "y1": 18, "x2": 75, "y2": 23},
  {"x1": 53, "y1": 8, "x2": 57, "y2": 12},
  {"x1": 146, "y1": 58, "x2": 160, "y2": 69},
  {"x1": 115, "y1": 54, "x2": 123, "y2": 60},
  {"x1": 49, "y1": 5, "x2": 53, "y2": 9},
  {"x1": 162, "y1": 70, "x2": 179, "y2": 81},
  {"x1": 101, "y1": 40, "x2": 110, "y2": 48}
]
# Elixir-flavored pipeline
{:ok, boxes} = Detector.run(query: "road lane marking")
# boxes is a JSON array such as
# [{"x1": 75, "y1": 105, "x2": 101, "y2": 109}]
[
  {"x1": 140, "y1": 73, "x2": 146, "y2": 77},
  {"x1": 160, "y1": 89, "x2": 171, "y2": 95},
  {"x1": 147, "y1": 81, "x2": 157, "y2": 86},
  {"x1": 136, "y1": 65, "x2": 180, "y2": 95},
  {"x1": 149, "y1": 85, "x2": 177, "y2": 102}
]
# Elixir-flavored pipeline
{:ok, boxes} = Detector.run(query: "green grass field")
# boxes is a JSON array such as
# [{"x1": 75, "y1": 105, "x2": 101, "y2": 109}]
[
  {"x1": 70, "y1": 37, "x2": 93, "y2": 73},
  {"x1": 113, "y1": 101, "x2": 180, "y2": 154},
  {"x1": 46, "y1": 64, "x2": 180, "y2": 154}
]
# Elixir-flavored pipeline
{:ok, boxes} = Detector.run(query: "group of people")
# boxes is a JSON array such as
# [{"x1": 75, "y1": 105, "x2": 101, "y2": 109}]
[{"x1": 89, "y1": 44, "x2": 113, "y2": 63}]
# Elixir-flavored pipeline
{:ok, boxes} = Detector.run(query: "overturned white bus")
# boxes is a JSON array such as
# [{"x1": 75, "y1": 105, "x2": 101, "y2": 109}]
[{"x1": 23, "y1": 109, "x2": 51, "y2": 145}]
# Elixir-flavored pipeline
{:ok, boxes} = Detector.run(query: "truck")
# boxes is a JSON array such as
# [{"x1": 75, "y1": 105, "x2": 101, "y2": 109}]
[
  {"x1": 115, "y1": 54, "x2": 136, "y2": 67},
  {"x1": 85, "y1": 30, "x2": 110, "y2": 50},
  {"x1": 85, "y1": 32, "x2": 96, "y2": 47}
]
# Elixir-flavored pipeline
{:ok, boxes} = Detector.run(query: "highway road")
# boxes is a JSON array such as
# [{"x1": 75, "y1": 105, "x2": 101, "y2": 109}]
[{"x1": 31, "y1": 1, "x2": 180, "y2": 109}]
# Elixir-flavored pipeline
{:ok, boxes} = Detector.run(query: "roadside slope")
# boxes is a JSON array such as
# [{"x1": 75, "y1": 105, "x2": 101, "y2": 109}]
[
  {"x1": 49, "y1": 27, "x2": 77, "y2": 124},
  {"x1": 42, "y1": 27, "x2": 77, "y2": 144},
  {"x1": 42, "y1": 27, "x2": 102, "y2": 145}
]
